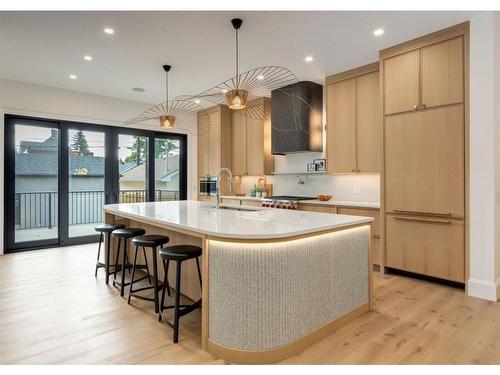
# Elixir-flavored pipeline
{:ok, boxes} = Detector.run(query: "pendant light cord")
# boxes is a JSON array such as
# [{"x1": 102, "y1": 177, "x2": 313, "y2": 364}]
[
  {"x1": 235, "y1": 27, "x2": 239, "y2": 89},
  {"x1": 165, "y1": 70, "x2": 169, "y2": 113}
]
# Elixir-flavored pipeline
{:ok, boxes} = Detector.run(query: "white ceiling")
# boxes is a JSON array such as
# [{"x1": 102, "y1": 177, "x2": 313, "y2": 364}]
[{"x1": 0, "y1": 11, "x2": 473, "y2": 105}]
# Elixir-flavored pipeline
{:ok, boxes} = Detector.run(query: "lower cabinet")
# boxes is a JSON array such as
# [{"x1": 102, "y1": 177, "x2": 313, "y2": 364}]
[
  {"x1": 300, "y1": 203, "x2": 337, "y2": 213},
  {"x1": 338, "y1": 207, "x2": 381, "y2": 265},
  {"x1": 198, "y1": 195, "x2": 215, "y2": 203},
  {"x1": 385, "y1": 214, "x2": 465, "y2": 283}
]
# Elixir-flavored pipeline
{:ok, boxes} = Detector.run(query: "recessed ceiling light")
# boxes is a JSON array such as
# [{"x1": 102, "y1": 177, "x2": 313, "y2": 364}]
[
  {"x1": 222, "y1": 89, "x2": 228, "y2": 93},
  {"x1": 83, "y1": 55, "x2": 93, "y2": 61},
  {"x1": 373, "y1": 28, "x2": 384, "y2": 36},
  {"x1": 132, "y1": 87, "x2": 146, "y2": 92},
  {"x1": 194, "y1": 99, "x2": 201, "y2": 104},
  {"x1": 69, "y1": 74, "x2": 77, "y2": 80},
  {"x1": 103, "y1": 27, "x2": 115, "y2": 35},
  {"x1": 257, "y1": 75, "x2": 264, "y2": 80},
  {"x1": 305, "y1": 56, "x2": 314, "y2": 62}
]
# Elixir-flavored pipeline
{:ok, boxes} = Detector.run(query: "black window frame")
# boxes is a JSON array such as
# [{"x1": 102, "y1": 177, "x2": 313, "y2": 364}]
[{"x1": 4, "y1": 113, "x2": 188, "y2": 253}]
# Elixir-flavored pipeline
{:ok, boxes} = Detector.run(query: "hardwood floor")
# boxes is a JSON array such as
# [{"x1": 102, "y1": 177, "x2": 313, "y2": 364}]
[{"x1": 0, "y1": 243, "x2": 499, "y2": 364}]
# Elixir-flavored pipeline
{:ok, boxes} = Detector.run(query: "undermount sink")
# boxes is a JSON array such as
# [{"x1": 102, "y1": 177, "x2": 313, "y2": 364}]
[{"x1": 212, "y1": 205, "x2": 261, "y2": 212}]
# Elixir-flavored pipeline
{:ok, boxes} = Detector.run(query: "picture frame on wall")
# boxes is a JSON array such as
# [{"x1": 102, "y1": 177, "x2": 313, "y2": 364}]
[
  {"x1": 313, "y1": 159, "x2": 326, "y2": 171},
  {"x1": 307, "y1": 163, "x2": 316, "y2": 172}
]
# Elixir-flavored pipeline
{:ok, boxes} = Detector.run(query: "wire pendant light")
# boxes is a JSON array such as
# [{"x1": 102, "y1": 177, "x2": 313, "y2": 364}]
[
  {"x1": 225, "y1": 18, "x2": 248, "y2": 110},
  {"x1": 124, "y1": 65, "x2": 202, "y2": 129}
]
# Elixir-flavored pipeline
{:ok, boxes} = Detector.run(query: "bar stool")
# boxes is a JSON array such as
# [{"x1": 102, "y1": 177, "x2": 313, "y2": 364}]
[
  {"x1": 159, "y1": 245, "x2": 202, "y2": 343},
  {"x1": 128, "y1": 234, "x2": 170, "y2": 313},
  {"x1": 94, "y1": 223, "x2": 125, "y2": 284},
  {"x1": 111, "y1": 227, "x2": 146, "y2": 297}
]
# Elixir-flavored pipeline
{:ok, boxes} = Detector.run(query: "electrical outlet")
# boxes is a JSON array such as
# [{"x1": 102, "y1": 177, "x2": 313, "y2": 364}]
[{"x1": 353, "y1": 185, "x2": 361, "y2": 195}]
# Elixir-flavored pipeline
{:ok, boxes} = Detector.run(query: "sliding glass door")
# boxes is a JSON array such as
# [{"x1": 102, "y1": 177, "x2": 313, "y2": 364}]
[
  {"x1": 7, "y1": 120, "x2": 60, "y2": 248},
  {"x1": 4, "y1": 115, "x2": 187, "y2": 253}
]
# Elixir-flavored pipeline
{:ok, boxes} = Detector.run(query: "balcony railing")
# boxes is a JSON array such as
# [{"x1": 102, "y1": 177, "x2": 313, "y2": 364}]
[{"x1": 15, "y1": 189, "x2": 180, "y2": 230}]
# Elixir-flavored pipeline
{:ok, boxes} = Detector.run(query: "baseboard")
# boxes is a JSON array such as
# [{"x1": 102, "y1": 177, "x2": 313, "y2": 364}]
[{"x1": 467, "y1": 278, "x2": 499, "y2": 301}]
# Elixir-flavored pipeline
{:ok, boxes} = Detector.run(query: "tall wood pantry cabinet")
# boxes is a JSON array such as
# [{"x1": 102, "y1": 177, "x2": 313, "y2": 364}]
[
  {"x1": 326, "y1": 62, "x2": 381, "y2": 173},
  {"x1": 381, "y1": 23, "x2": 468, "y2": 283}
]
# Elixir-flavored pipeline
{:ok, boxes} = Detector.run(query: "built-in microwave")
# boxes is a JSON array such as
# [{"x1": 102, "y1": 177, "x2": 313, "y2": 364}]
[{"x1": 199, "y1": 177, "x2": 217, "y2": 196}]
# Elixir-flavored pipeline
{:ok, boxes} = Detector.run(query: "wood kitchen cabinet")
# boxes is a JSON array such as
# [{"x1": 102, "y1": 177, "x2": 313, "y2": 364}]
[
  {"x1": 197, "y1": 105, "x2": 232, "y2": 178},
  {"x1": 383, "y1": 36, "x2": 464, "y2": 115},
  {"x1": 384, "y1": 105, "x2": 464, "y2": 217},
  {"x1": 385, "y1": 214, "x2": 465, "y2": 283},
  {"x1": 231, "y1": 97, "x2": 274, "y2": 176},
  {"x1": 338, "y1": 207, "x2": 381, "y2": 265},
  {"x1": 380, "y1": 22, "x2": 468, "y2": 284},
  {"x1": 301, "y1": 203, "x2": 337, "y2": 214},
  {"x1": 326, "y1": 63, "x2": 381, "y2": 173}
]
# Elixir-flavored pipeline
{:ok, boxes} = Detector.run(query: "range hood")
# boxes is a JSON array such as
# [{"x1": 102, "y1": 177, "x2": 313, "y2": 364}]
[{"x1": 270, "y1": 81, "x2": 323, "y2": 155}]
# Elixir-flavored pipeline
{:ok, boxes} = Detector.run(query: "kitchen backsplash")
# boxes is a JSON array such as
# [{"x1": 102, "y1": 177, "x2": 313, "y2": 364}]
[
  {"x1": 233, "y1": 150, "x2": 380, "y2": 203},
  {"x1": 237, "y1": 173, "x2": 380, "y2": 203}
]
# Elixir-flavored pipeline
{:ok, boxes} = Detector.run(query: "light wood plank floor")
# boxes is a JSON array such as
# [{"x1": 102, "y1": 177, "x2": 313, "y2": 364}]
[{"x1": 0, "y1": 243, "x2": 499, "y2": 364}]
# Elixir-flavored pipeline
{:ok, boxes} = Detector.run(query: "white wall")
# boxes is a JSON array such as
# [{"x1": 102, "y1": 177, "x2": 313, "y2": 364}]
[
  {"x1": 0, "y1": 78, "x2": 197, "y2": 254},
  {"x1": 467, "y1": 13, "x2": 499, "y2": 301}
]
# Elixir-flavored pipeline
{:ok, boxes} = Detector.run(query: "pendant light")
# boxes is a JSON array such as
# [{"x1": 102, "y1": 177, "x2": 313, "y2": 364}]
[
  {"x1": 124, "y1": 64, "x2": 202, "y2": 130},
  {"x1": 225, "y1": 18, "x2": 248, "y2": 110},
  {"x1": 160, "y1": 65, "x2": 175, "y2": 128}
]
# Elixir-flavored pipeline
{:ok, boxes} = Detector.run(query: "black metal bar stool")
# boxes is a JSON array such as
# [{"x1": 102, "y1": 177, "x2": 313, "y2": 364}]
[
  {"x1": 111, "y1": 227, "x2": 146, "y2": 297},
  {"x1": 159, "y1": 245, "x2": 202, "y2": 343},
  {"x1": 94, "y1": 223, "x2": 125, "y2": 284},
  {"x1": 128, "y1": 234, "x2": 170, "y2": 313}
]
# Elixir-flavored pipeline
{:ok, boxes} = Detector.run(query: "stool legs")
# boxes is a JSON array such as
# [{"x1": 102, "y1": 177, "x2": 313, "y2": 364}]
[
  {"x1": 105, "y1": 232, "x2": 111, "y2": 284},
  {"x1": 114, "y1": 238, "x2": 121, "y2": 282},
  {"x1": 120, "y1": 239, "x2": 127, "y2": 297},
  {"x1": 152, "y1": 247, "x2": 159, "y2": 313},
  {"x1": 173, "y1": 260, "x2": 182, "y2": 343},
  {"x1": 94, "y1": 232, "x2": 103, "y2": 277},
  {"x1": 128, "y1": 245, "x2": 140, "y2": 304}
]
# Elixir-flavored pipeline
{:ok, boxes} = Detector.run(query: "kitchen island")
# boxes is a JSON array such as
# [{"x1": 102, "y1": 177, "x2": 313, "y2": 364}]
[{"x1": 103, "y1": 200, "x2": 373, "y2": 363}]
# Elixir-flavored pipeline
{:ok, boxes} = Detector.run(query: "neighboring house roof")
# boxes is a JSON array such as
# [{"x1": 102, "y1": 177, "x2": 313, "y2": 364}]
[
  {"x1": 120, "y1": 155, "x2": 179, "y2": 182},
  {"x1": 15, "y1": 153, "x2": 179, "y2": 179},
  {"x1": 15, "y1": 153, "x2": 105, "y2": 176},
  {"x1": 19, "y1": 129, "x2": 58, "y2": 154}
]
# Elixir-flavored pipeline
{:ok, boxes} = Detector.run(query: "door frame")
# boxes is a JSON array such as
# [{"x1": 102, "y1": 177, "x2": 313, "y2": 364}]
[{"x1": 4, "y1": 114, "x2": 188, "y2": 253}]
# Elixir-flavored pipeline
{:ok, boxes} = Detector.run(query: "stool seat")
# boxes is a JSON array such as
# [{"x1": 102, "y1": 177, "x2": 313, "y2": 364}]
[
  {"x1": 95, "y1": 223, "x2": 125, "y2": 233},
  {"x1": 132, "y1": 234, "x2": 170, "y2": 248},
  {"x1": 160, "y1": 245, "x2": 202, "y2": 261},
  {"x1": 112, "y1": 227, "x2": 145, "y2": 238}
]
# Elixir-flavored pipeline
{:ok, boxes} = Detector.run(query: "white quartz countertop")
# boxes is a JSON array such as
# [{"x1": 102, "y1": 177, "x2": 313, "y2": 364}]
[
  {"x1": 221, "y1": 196, "x2": 380, "y2": 209},
  {"x1": 104, "y1": 200, "x2": 373, "y2": 240}
]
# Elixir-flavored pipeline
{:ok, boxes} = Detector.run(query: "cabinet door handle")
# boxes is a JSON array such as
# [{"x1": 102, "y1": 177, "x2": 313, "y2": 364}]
[
  {"x1": 357, "y1": 168, "x2": 361, "y2": 172},
  {"x1": 413, "y1": 104, "x2": 418, "y2": 110},
  {"x1": 351, "y1": 169, "x2": 355, "y2": 172},
  {"x1": 372, "y1": 234, "x2": 381, "y2": 238},
  {"x1": 393, "y1": 216, "x2": 452, "y2": 225},
  {"x1": 392, "y1": 209, "x2": 452, "y2": 217},
  {"x1": 421, "y1": 103, "x2": 426, "y2": 109}
]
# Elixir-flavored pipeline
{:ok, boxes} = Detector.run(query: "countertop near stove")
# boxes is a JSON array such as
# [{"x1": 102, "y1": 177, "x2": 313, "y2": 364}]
[
  {"x1": 103, "y1": 200, "x2": 373, "y2": 240},
  {"x1": 221, "y1": 195, "x2": 380, "y2": 209}
]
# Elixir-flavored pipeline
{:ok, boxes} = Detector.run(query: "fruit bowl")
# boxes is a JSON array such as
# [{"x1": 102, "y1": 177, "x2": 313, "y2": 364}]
[{"x1": 317, "y1": 194, "x2": 332, "y2": 201}]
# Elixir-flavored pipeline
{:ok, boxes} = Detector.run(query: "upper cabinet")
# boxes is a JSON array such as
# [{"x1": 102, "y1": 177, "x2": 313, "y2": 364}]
[
  {"x1": 421, "y1": 37, "x2": 464, "y2": 108},
  {"x1": 383, "y1": 50, "x2": 420, "y2": 115},
  {"x1": 197, "y1": 105, "x2": 232, "y2": 178},
  {"x1": 384, "y1": 36, "x2": 464, "y2": 115},
  {"x1": 326, "y1": 79, "x2": 356, "y2": 173},
  {"x1": 326, "y1": 63, "x2": 381, "y2": 173},
  {"x1": 231, "y1": 98, "x2": 274, "y2": 176}
]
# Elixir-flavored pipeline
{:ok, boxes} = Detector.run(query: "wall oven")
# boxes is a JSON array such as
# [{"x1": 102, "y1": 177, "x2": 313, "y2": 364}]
[{"x1": 199, "y1": 177, "x2": 217, "y2": 196}]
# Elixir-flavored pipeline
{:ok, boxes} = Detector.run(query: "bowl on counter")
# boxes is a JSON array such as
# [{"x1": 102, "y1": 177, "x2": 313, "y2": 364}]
[{"x1": 317, "y1": 194, "x2": 332, "y2": 201}]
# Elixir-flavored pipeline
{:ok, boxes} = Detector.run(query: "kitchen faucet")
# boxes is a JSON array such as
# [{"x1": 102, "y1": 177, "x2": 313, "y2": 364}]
[{"x1": 216, "y1": 167, "x2": 233, "y2": 209}]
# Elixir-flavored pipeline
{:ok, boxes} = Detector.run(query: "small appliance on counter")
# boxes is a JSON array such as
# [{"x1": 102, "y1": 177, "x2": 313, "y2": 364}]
[{"x1": 261, "y1": 196, "x2": 316, "y2": 210}]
